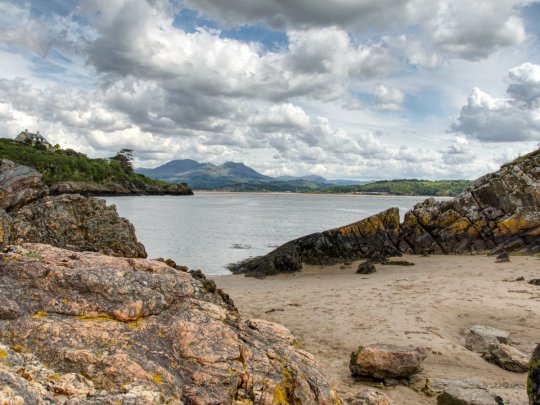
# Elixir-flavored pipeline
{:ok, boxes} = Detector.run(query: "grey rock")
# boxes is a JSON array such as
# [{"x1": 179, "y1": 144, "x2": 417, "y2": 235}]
[
  {"x1": 529, "y1": 344, "x2": 540, "y2": 404},
  {"x1": 0, "y1": 159, "x2": 47, "y2": 211},
  {"x1": 357, "y1": 261, "x2": 376, "y2": 274},
  {"x1": 495, "y1": 252, "x2": 510, "y2": 263},
  {"x1": 482, "y1": 343, "x2": 529, "y2": 373},
  {"x1": 437, "y1": 386, "x2": 504, "y2": 405},
  {"x1": 465, "y1": 325, "x2": 510, "y2": 353},
  {"x1": 348, "y1": 389, "x2": 392, "y2": 405},
  {"x1": 423, "y1": 377, "x2": 483, "y2": 397}
]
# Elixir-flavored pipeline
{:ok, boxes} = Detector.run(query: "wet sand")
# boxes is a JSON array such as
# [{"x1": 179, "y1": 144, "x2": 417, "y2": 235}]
[{"x1": 214, "y1": 254, "x2": 540, "y2": 404}]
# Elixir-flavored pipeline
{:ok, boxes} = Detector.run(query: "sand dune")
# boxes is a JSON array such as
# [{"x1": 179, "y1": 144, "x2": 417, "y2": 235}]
[{"x1": 215, "y1": 254, "x2": 540, "y2": 404}]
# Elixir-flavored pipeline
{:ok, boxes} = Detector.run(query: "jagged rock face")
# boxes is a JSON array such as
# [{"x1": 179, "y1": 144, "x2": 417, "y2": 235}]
[
  {"x1": 0, "y1": 244, "x2": 341, "y2": 404},
  {"x1": 400, "y1": 149, "x2": 540, "y2": 254},
  {"x1": 0, "y1": 160, "x2": 146, "y2": 258},
  {"x1": 528, "y1": 344, "x2": 540, "y2": 404},
  {"x1": 0, "y1": 159, "x2": 48, "y2": 211},
  {"x1": 8, "y1": 194, "x2": 147, "y2": 258},
  {"x1": 229, "y1": 208, "x2": 401, "y2": 277},
  {"x1": 50, "y1": 180, "x2": 193, "y2": 196}
]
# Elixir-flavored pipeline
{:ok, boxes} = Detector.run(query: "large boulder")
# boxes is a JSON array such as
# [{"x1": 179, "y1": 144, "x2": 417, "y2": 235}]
[
  {"x1": 400, "y1": 148, "x2": 540, "y2": 254},
  {"x1": 482, "y1": 343, "x2": 529, "y2": 373},
  {"x1": 0, "y1": 159, "x2": 47, "y2": 211},
  {"x1": 0, "y1": 243, "x2": 341, "y2": 404},
  {"x1": 437, "y1": 386, "x2": 503, "y2": 405},
  {"x1": 349, "y1": 344, "x2": 427, "y2": 380},
  {"x1": 465, "y1": 325, "x2": 510, "y2": 353},
  {"x1": 9, "y1": 194, "x2": 147, "y2": 258},
  {"x1": 529, "y1": 344, "x2": 540, "y2": 404},
  {"x1": 229, "y1": 208, "x2": 401, "y2": 277}
]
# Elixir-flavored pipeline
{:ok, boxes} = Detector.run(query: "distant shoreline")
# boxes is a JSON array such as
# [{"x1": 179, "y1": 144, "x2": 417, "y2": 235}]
[{"x1": 192, "y1": 190, "x2": 453, "y2": 199}]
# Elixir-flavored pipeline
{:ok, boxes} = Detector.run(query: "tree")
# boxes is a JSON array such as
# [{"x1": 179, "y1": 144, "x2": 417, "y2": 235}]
[{"x1": 111, "y1": 149, "x2": 134, "y2": 174}]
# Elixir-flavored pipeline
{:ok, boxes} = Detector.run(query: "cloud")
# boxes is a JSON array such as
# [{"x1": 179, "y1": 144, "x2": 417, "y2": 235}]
[
  {"x1": 186, "y1": 0, "x2": 532, "y2": 61},
  {"x1": 506, "y1": 62, "x2": 540, "y2": 106},
  {"x1": 373, "y1": 83, "x2": 405, "y2": 111},
  {"x1": 427, "y1": 0, "x2": 526, "y2": 60},
  {"x1": 451, "y1": 63, "x2": 540, "y2": 142}
]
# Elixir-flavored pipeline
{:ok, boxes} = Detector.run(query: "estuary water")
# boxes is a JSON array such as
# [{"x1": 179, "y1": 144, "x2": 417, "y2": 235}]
[{"x1": 105, "y1": 192, "x2": 431, "y2": 276}]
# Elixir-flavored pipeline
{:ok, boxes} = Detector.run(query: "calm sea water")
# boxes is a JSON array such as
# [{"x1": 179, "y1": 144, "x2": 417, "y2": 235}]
[{"x1": 105, "y1": 193, "x2": 431, "y2": 276}]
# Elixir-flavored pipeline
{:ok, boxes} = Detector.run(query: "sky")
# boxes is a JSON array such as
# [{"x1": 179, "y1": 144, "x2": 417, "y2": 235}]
[{"x1": 0, "y1": 0, "x2": 539, "y2": 180}]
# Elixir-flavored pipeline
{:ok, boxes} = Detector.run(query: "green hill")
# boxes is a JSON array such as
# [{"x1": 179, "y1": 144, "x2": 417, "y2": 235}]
[
  {"x1": 321, "y1": 179, "x2": 471, "y2": 196},
  {"x1": 0, "y1": 138, "x2": 192, "y2": 195}
]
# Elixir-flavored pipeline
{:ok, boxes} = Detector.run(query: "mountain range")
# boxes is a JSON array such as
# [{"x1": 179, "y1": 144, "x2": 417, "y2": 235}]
[{"x1": 136, "y1": 159, "x2": 367, "y2": 190}]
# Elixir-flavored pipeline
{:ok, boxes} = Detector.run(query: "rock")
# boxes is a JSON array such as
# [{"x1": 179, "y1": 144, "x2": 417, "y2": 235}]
[
  {"x1": 348, "y1": 389, "x2": 392, "y2": 405},
  {"x1": 350, "y1": 344, "x2": 427, "y2": 380},
  {"x1": 495, "y1": 252, "x2": 510, "y2": 263},
  {"x1": 356, "y1": 261, "x2": 376, "y2": 274},
  {"x1": 229, "y1": 208, "x2": 402, "y2": 277},
  {"x1": 0, "y1": 244, "x2": 341, "y2": 404},
  {"x1": 423, "y1": 377, "x2": 483, "y2": 397},
  {"x1": 49, "y1": 180, "x2": 193, "y2": 196},
  {"x1": 482, "y1": 343, "x2": 529, "y2": 373},
  {"x1": 465, "y1": 325, "x2": 510, "y2": 353},
  {"x1": 400, "y1": 148, "x2": 540, "y2": 255},
  {"x1": 0, "y1": 161, "x2": 147, "y2": 257},
  {"x1": 0, "y1": 159, "x2": 47, "y2": 211},
  {"x1": 529, "y1": 279, "x2": 540, "y2": 286},
  {"x1": 437, "y1": 386, "x2": 504, "y2": 405},
  {"x1": 529, "y1": 344, "x2": 540, "y2": 404},
  {"x1": 8, "y1": 194, "x2": 147, "y2": 258}
]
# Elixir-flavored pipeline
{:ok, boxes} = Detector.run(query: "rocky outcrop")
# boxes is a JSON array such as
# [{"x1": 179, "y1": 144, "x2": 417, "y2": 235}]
[
  {"x1": 0, "y1": 244, "x2": 341, "y2": 404},
  {"x1": 229, "y1": 208, "x2": 401, "y2": 277},
  {"x1": 229, "y1": 148, "x2": 540, "y2": 277},
  {"x1": 400, "y1": 148, "x2": 540, "y2": 254},
  {"x1": 0, "y1": 159, "x2": 47, "y2": 211},
  {"x1": 349, "y1": 344, "x2": 427, "y2": 380},
  {"x1": 0, "y1": 160, "x2": 146, "y2": 257},
  {"x1": 8, "y1": 194, "x2": 147, "y2": 258},
  {"x1": 50, "y1": 180, "x2": 193, "y2": 196},
  {"x1": 529, "y1": 344, "x2": 540, "y2": 404}
]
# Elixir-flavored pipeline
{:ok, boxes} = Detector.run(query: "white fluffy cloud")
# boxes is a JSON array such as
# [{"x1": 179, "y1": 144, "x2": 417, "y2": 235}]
[
  {"x1": 451, "y1": 63, "x2": 540, "y2": 142},
  {"x1": 373, "y1": 84, "x2": 405, "y2": 111},
  {"x1": 0, "y1": 0, "x2": 539, "y2": 180}
]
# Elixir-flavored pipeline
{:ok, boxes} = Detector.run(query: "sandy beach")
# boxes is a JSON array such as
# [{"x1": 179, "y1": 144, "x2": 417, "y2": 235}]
[{"x1": 214, "y1": 254, "x2": 540, "y2": 404}]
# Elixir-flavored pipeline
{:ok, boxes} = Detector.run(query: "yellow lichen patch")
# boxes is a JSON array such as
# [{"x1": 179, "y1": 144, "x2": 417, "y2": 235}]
[
  {"x1": 0, "y1": 348, "x2": 7, "y2": 361},
  {"x1": 32, "y1": 311, "x2": 48, "y2": 319},
  {"x1": 273, "y1": 384, "x2": 290, "y2": 405},
  {"x1": 12, "y1": 344, "x2": 25, "y2": 353},
  {"x1": 48, "y1": 373, "x2": 61, "y2": 382},
  {"x1": 75, "y1": 312, "x2": 115, "y2": 322},
  {"x1": 494, "y1": 215, "x2": 530, "y2": 235},
  {"x1": 152, "y1": 372, "x2": 163, "y2": 384},
  {"x1": 126, "y1": 318, "x2": 145, "y2": 330}
]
